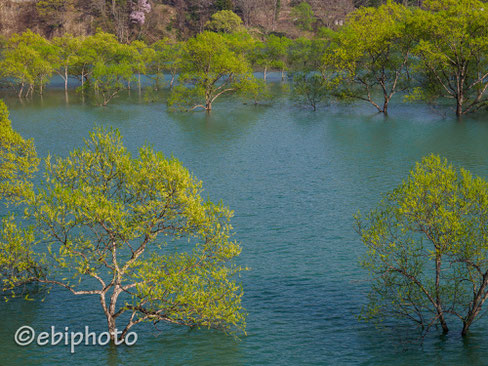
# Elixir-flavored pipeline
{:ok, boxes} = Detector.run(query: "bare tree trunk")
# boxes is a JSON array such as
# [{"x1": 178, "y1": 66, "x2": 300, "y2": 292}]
[
  {"x1": 462, "y1": 272, "x2": 488, "y2": 336},
  {"x1": 81, "y1": 67, "x2": 85, "y2": 92},
  {"x1": 107, "y1": 314, "x2": 117, "y2": 342},
  {"x1": 456, "y1": 94, "x2": 463, "y2": 117},
  {"x1": 383, "y1": 99, "x2": 389, "y2": 116},
  {"x1": 18, "y1": 82, "x2": 24, "y2": 98}
]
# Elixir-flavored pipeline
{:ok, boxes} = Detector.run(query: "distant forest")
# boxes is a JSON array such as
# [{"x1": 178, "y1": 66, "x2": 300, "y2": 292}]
[{"x1": 0, "y1": 0, "x2": 425, "y2": 42}]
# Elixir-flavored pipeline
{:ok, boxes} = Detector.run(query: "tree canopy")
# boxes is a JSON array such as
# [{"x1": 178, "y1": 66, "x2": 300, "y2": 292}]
[
  {"x1": 0, "y1": 100, "x2": 38, "y2": 200},
  {"x1": 357, "y1": 155, "x2": 488, "y2": 337},
  {"x1": 408, "y1": 0, "x2": 488, "y2": 116},
  {"x1": 168, "y1": 31, "x2": 259, "y2": 111},
  {"x1": 1, "y1": 127, "x2": 245, "y2": 340},
  {"x1": 331, "y1": 2, "x2": 415, "y2": 114},
  {"x1": 205, "y1": 10, "x2": 245, "y2": 33}
]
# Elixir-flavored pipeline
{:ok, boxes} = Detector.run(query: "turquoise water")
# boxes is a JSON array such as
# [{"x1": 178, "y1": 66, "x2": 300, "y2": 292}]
[{"x1": 1, "y1": 85, "x2": 488, "y2": 365}]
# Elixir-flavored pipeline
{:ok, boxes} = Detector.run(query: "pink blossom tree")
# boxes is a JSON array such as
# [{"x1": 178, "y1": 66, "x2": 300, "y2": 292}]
[{"x1": 130, "y1": 0, "x2": 151, "y2": 25}]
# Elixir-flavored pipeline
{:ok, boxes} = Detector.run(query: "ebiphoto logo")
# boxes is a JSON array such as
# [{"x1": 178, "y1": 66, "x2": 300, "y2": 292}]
[{"x1": 14, "y1": 326, "x2": 138, "y2": 353}]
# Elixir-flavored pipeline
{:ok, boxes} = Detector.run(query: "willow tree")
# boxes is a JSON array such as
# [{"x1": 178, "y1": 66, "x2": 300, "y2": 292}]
[
  {"x1": 168, "y1": 31, "x2": 259, "y2": 111},
  {"x1": 409, "y1": 0, "x2": 488, "y2": 117},
  {"x1": 4, "y1": 128, "x2": 245, "y2": 341},
  {"x1": 80, "y1": 32, "x2": 135, "y2": 106},
  {"x1": 0, "y1": 100, "x2": 38, "y2": 201},
  {"x1": 52, "y1": 33, "x2": 81, "y2": 92},
  {"x1": 0, "y1": 30, "x2": 55, "y2": 97},
  {"x1": 292, "y1": 73, "x2": 335, "y2": 111},
  {"x1": 254, "y1": 35, "x2": 292, "y2": 82},
  {"x1": 0, "y1": 100, "x2": 39, "y2": 293},
  {"x1": 148, "y1": 39, "x2": 184, "y2": 90},
  {"x1": 332, "y1": 2, "x2": 415, "y2": 114},
  {"x1": 357, "y1": 155, "x2": 488, "y2": 337},
  {"x1": 129, "y1": 40, "x2": 150, "y2": 91}
]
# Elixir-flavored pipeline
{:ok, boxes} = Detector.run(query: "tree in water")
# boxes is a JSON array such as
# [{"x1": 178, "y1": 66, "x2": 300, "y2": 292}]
[
  {"x1": 1, "y1": 128, "x2": 246, "y2": 342},
  {"x1": 408, "y1": 0, "x2": 488, "y2": 117},
  {"x1": 168, "y1": 31, "x2": 260, "y2": 111},
  {"x1": 357, "y1": 155, "x2": 488, "y2": 337},
  {"x1": 331, "y1": 2, "x2": 415, "y2": 115}
]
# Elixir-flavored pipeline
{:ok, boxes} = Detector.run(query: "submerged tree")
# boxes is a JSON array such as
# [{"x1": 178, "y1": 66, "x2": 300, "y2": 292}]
[
  {"x1": 80, "y1": 32, "x2": 135, "y2": 106},
  {"x1": 292, "y1": 73, "x2": 334, "y2": 111},
  {"x1": 3, "y1": 128, "x2": 245, "y2": 341},
  {"x1": 332, "y1": 2, "x2": 415, "y2": 114},
  {"x1": 148, "y1": 39, "x2": 184, "y2": 90},
  {"x1": 408, "y1": 0, "x2": 488, "y2": 117},
  {"x1": 0, "y1": 100, "x2": 39, "y2": 293},
  {"x1": 168, "y1": 31, "x2": 259, "y2": 111},
  {"x1": 0, "y1": 30, "x2": 55, "y2": 97},
  {"x1": 91, "y1": 61, "x2": 135, "y2": 106},
  {"x1": 51, "y1": 33, "x2": 81, "y2": 92},
  {"x1": 0, "y1": 100, "x2": 38, "y2": 201},
  {"x1": 357, "y1": 155, "x2": 488, "y2": 337}
]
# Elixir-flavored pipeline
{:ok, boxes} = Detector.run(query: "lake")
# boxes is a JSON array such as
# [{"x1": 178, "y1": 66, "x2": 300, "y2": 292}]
[{"x1": 1, "y1": 80, "x2": 488, "y2": 365}]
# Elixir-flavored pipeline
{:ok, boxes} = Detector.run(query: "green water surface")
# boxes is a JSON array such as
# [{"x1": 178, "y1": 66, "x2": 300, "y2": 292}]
[{"x1": 1, "y1": 84, "x2": 488, "y2": 365}]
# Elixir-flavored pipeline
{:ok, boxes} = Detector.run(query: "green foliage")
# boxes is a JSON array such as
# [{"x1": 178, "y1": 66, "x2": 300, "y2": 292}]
[
  {"x1": 291, "y1": 2, "x2": 315, "y2": 31},
  {"x1": 6, "y1": 128, "x2": 245, "y2": 338},
  {"x1": 240, "y1": 79, "x2": 272, "y2": 105},
  {"x1": 205, "y1": 10, "x2": 244, "y2": 33},
  {"x1": 0, "y1": 100, "x2": 40, "y2": 294},
  {"x1": 0, "y1": 215, "x2": 41, "y2": 296},
  {"x1": 148, "y1": 38, "x2": 184, "y2": 89},
  {"x1": 357, "y1": 155, "x2": 488, "y2": 336},
  {"x1": 408, "y1": 0, "x2": 488, "y2": 116},
  {"x1": 292, "y1": 73, "x2": 335, "y2": 111},
  {"x1": 252, "y1": 35, "x2": 292, "y2": 81},
  {"x1": 91, "y1": 62, "x2": 135, "y2": 106},
  {"x1": 168, "y1": 31, "x2": 260, "y2": 111},
  {"x1": 51, "y1": 33, "x2": 81, "y2": 91},
  {"x1": 0, "y1": 30, "x2": 56, "y2": 97},
  {"x1": 332, "y1": 2, "x2": 415, "y2": 114},
  {"x1": 79, "y1": 32, "x2": 136, "y2": 105},
  {"x1": 287, "y1": 37, "x2": 332, "y2": 73},
  {"x1": 2, "y1": 1, "x2": 488, "y2": 116},
  {"x1": 0, "y1": 100, "x2": 38, "y2": 201}
]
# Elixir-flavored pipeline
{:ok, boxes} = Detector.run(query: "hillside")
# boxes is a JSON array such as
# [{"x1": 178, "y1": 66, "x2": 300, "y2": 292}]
[{"x1": 0, "y1": 0, "x2": 356, "y2": 42}]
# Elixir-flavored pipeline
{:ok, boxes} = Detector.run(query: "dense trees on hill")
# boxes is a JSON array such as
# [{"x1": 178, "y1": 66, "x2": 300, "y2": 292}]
[
  {"x1": 2, "y1": 0, "x2": 418, "y2": 42},
  {"x1": 1, "y1": 1, "x2": 488, "y2": 116}
]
